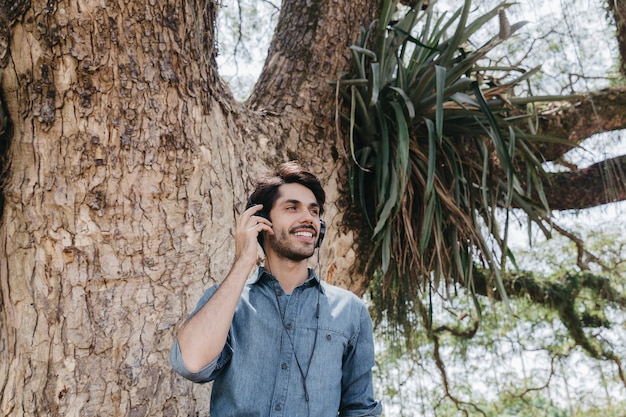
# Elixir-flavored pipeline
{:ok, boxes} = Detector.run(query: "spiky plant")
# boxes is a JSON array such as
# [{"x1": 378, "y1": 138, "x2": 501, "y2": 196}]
[{"x1": 334, "y1": 0, "x2": 571, "y2": 329}]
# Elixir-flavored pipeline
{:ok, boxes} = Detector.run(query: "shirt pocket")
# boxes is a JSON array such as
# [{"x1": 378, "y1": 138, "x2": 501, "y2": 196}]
[{"x1": 308, "y1": 327, "x2": 349, "y2": 376}]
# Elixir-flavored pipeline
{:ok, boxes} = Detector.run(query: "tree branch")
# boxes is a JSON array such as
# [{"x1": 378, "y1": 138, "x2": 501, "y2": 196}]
[
  {"x1": 247, "y1": 0, "x2": 380, "y2": 114},
  {"x1": 472, "y1": 268, "x2": 626, "y2": 385},
  {"x1": 530, "y1": 87, "x2": 626, "y2": 162},
  {"x1": 473, "y1": 270, "x2": 626, "y2": 308},
  {"x1": 539, "y1": 154, "x2": 626, "y2": 210}
]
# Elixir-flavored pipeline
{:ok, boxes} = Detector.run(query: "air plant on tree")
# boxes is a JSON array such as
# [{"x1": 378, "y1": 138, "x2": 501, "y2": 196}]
[{"x1": 334, "y1": 0, "x2": 571, "y2": 331}]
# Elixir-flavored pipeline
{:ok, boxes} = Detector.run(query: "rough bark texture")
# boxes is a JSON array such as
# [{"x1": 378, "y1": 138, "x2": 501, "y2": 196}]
[
  {"x1": 533, "y1": 88, "x2": 626, "y2": 162},
  {"x1": 0, "y1": 0, "x2": 254, "y2": 415},
  {"x1": 520, "y1": 88, "x2": 626, "y2": 210},
  {"x1": 542, "y1": 155, "x2": 626, "y2": 210},
  {"x1": 245, "y1": 0, "x2": 380, "y2": 293}
]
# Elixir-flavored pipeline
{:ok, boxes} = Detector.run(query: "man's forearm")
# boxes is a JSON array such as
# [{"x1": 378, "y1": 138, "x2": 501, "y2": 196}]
[{"x1": 175, "y1": 259, "x2": 253, "y2": 372}]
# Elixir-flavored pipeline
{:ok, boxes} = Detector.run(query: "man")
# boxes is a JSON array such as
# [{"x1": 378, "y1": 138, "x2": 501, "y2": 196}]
[{"x1": 170, "y1": 162, "x2": 382, "y2": 416}]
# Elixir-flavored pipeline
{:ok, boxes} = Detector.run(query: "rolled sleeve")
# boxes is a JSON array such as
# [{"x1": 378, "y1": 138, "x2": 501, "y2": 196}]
[
  {"x1": 169, "y1": 338, "x2": 233, "y2": 383},
  {"x1": 169, "y1": 284, "x2": 234, "y2": 384}
]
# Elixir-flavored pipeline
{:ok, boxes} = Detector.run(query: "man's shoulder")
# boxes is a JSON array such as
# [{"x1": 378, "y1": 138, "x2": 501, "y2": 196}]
[
  {"x1": 321, "y1": 281, "x2": 357, "y2": 295},
  {"x1": 320, "y1": 282, "x2": 366, "y2": 307}
]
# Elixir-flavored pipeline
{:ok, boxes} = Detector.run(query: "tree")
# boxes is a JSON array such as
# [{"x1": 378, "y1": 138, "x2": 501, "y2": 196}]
[
  {"x1": 0, "y1": 1, "x2": 624, "y2": 416},
  {"x1": 373, "y1": 211, "x2": 626, "y2": 416}
]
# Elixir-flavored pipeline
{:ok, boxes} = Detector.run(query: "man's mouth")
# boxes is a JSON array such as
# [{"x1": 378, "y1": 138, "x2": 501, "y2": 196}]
[{"x1": 292, "y1": 227, "x2": 316, "y2": 239}]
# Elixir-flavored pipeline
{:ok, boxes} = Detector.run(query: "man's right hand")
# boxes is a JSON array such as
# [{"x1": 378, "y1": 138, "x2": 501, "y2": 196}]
[{"x1": 234, "y1": 204, "x2": 273, "y2": 266}]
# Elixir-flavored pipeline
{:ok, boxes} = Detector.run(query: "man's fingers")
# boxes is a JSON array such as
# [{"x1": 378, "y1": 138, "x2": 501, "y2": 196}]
[
  {"x1": 250, "y1": 217, "x2": 272, "y2": 228},
  {"x1": 253, "y1": 222, "x2": 273, "y2": 235},
  {"x1": 235, "y1": 205, "x2": 272, "y2": 241}
]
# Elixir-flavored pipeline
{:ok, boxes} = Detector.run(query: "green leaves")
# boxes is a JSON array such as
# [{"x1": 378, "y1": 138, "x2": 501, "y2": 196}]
[{"x1": 334, "y1": 0, "x2": 570, "y2": 329}]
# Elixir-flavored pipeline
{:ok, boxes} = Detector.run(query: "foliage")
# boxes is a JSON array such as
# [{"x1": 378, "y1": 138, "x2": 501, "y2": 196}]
[
  {"x1": 334, "y1": 0, "x2": 574, "y2": 330},
  {"x1": 374, "y1": 286, "x2": 626, "y2": 416},
  {"x1": 373, "y1": 215, "x2": 626, "y2": 416}
]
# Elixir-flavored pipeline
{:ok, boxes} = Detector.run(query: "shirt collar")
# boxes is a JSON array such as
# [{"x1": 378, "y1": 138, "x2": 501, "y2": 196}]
[{"x1": 250, "y1": 265, "x2": 324, "y2": 293}]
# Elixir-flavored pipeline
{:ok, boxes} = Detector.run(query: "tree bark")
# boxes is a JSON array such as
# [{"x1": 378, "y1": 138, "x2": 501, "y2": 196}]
[
  {"x1": 542, "y1": 155, "x2": 626, "y2": 210},
  {"x1": 511, "y1": 88, "x2": 626, "y2": 211},
  {"x1": 609, "y1": 0, "x2": 626, "y2": 76},
  {"x1": 532, "y1": 87, "x2": 626, "y2": 162},
  {"x1": 0, "y1": 1, "x2": 250, "y2": 415},
  {"x1": 245, "y1": 0, "x2": 381, "y2": 293}
]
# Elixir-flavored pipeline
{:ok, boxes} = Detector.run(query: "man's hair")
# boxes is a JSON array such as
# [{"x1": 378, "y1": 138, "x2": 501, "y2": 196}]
[{"x1": 249, "y1": 162, "x2": 325, "y2": 219}]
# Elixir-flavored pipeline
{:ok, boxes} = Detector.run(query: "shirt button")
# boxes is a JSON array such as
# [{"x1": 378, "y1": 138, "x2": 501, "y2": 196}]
[
  {"x1": 275, "y1": 404, "x2": 282, "y2": 411},
  {"x1": 285, "y1": 323, "x2": 292, "y2": 330},
  {"x1": 281, "y1": 363, "x2": 288, "y2": 370},
  {"x1": 326, "y1": 334, "x2": 332, "y2": 340}
]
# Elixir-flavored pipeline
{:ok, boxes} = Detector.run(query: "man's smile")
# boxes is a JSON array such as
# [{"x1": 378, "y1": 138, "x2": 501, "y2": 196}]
[{"x1": 291, "y1": 226, "x2": 316, "y2": 240}]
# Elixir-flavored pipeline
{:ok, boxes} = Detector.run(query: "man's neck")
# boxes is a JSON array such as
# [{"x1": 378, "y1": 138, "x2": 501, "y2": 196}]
[{"x1": 264, "y1": 255, "x2": 309, "y2": 295}]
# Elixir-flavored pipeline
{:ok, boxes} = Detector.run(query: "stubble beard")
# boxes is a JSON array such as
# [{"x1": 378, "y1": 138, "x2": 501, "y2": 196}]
[{"x1": 265, "y1": 229, "x2": 315, "y2": 262}]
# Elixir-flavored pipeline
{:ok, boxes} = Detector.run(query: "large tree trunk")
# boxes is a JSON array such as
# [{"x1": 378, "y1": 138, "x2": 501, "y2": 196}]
[
  {"x1": 0, "y1": 2, "x2": 230, "y2": 415},
  {"x1": 0, "y1": 0, "x2": 378, "y2": 415}
]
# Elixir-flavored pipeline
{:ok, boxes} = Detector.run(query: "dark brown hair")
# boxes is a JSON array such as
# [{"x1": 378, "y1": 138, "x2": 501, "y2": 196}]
[{"x1": 248, "y1": 162, "x2": 325, "y2": 219}]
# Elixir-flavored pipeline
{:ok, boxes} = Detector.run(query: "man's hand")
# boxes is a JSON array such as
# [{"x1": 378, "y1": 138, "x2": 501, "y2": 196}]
[{"x1": 234, "y1": 204, "x2": 273, "y2": 265}]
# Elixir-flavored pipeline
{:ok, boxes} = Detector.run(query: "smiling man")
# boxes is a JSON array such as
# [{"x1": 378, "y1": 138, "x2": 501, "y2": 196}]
[{"x1": 170, "y1": 162, "x2": 382, "y2": 417}]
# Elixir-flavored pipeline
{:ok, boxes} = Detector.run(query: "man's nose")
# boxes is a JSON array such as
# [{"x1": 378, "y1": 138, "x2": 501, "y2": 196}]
[{"x1": 300, "y1": 210, "x2": 316, "y2": 225}]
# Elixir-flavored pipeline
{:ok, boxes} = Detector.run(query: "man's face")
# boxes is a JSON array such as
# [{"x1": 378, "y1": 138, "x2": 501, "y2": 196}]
[{"x1": 264, "y1": 183, "x2": 322, "y2": 262}]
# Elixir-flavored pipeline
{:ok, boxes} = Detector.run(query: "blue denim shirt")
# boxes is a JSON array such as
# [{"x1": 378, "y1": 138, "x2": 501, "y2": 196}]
[{"x1": 170, "y1": 267, "x2": 382, "y2": 417}]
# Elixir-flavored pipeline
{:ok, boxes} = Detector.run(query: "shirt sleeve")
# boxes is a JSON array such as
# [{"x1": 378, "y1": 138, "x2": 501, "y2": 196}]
[
  {"x1": 169, "y1": 285, "x2": 235, "y2": 384},
  {"x1": 169, "y1": 337, "x2": 233, "y2": 383},
  {"x1": 339, "y1": 301, "x2": 383, "y2": 417}
]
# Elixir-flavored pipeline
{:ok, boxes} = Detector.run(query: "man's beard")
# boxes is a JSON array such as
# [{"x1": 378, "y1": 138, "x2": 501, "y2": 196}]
[{"x1": 265, "y1": 227, "x2": 316, "y2": 261}]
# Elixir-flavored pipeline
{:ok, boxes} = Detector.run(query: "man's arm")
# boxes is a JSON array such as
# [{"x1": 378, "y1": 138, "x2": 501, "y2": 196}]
[{"x1": 174, "y1": 204, "x2": 272, "y2": 372}]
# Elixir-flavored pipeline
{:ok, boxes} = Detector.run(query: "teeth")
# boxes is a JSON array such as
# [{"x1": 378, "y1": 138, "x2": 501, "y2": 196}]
[{"x1": 295, "y1": 231, "x2": 313, "y2": 237}]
